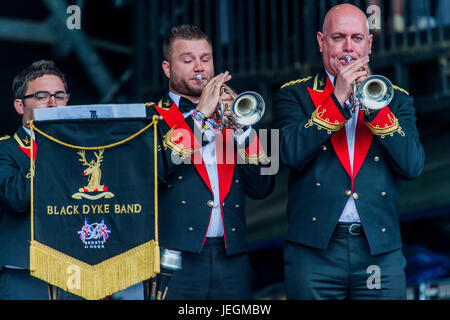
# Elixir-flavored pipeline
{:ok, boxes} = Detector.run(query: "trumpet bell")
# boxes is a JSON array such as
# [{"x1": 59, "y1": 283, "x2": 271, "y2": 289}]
[
  {"x1": 357, "y1": 75, "x2": 394, "y2": 110},
  {"x1": 232, "y1": 91, "x2": 265, "y2": 127}
]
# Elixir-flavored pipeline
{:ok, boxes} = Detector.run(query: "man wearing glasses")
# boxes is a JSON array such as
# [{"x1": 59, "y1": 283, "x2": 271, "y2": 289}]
[{"x1": 0, "y1": 60, "x2": 74, "y2": 299}]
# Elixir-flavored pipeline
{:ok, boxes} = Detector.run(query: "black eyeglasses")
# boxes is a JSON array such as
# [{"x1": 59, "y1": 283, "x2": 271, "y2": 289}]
[{"x1": 22, "y1": 91, "x2": 70, "y2": 103}]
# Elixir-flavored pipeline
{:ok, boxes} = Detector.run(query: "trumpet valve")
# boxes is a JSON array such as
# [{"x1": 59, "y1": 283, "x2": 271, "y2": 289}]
[{"x1": 220, "y1": 86, "x2": 228, "y2": 95}]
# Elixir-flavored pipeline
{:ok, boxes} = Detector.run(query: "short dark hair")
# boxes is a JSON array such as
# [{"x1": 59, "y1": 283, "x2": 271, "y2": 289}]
[
  {"x1": 12, "y1": 60, "x2": 68, "y2": 100},
  {"x1": 163, "y1": 24, "x2": 211, "y2": 61}
]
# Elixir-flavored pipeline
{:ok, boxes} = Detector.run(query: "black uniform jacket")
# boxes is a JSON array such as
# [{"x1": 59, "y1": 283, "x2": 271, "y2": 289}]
[
  {"x1": 273, "y1": 70, "x2": 424, "y2": 255},
  {"x1": 147, "y1": 93, "x2": 274, "y2": 255},
  {"x1": 0, "y1": 127, "x2": 35, "y2": 268}
]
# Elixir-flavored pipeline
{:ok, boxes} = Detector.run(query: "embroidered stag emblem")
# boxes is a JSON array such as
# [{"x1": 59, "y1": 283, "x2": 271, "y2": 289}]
[{"x1": 77, "y1": 149, "x2": 108, "y2": 193}]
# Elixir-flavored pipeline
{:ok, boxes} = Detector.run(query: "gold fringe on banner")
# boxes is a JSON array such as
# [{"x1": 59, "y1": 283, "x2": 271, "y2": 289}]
[{"x1": 30, "y1": 239, "x2": 160, "y2": 300}]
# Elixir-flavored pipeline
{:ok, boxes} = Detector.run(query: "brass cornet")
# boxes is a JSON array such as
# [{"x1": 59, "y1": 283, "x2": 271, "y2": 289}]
[
  {"x1": 345, "y1": 56, "x2": 394, "y2": 112},
  {"x1": 196, "y1": 75, "x2": 265, "y2": 129}
]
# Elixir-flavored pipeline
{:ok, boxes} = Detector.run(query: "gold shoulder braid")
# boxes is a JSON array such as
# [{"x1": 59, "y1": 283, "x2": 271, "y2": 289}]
[
  {"x1": 144, "y1": 102, "x2": 155, "y2": 107},
  {"x1": 280, "y1": 76, "x2": 312, "y2": 89},
  {"x1": 0, "y1": 135, "x2": 10, "y2": 141},
  {"x1": 392, "y1": 85, "x2": 409, "y2": 95}
]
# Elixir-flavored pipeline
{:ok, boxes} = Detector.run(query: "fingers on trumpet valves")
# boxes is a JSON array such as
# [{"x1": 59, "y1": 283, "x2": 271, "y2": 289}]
[
  {"x1": 220, "y1": 86, "x2": 228, "y2": 95},
  {"x1": 220, "y1": 84, "x2": 235, "y2": 96}
]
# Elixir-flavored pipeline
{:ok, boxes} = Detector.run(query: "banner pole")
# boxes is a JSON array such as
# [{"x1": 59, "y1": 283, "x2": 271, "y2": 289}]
[
  {"x1": 153, "y1": 116, "x2": 159, "y2": 245},
  {"x1": 153, "y1": 116, "x2": 161, "y2": 274},
  {"x1": 29, "y1": 120, "x2": 36, "y2": 275},
  {"x1": 29, "y1": 121, "x2": 35, "y2": 243}
]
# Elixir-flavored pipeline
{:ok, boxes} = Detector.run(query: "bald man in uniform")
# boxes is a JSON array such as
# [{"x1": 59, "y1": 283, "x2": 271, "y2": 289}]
[{"x1": 274, "y1": 4, "x2": 424, "y2": 299}]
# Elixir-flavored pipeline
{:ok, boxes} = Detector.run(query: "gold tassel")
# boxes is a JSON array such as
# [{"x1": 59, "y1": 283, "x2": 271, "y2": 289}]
[
  {"x1": 153, "y1": 243, "x2": 160, "y2": 274},
  {"x1": 30, "y1": 240, "x2": 159, "y2": 300}
]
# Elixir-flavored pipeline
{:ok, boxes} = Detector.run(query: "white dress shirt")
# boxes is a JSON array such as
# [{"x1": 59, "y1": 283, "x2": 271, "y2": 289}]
[
  {"x1": 169, "y1": 92, "x2": 251, "y2": 236},
  {"x1": 325, "y1": 71, "x2": 361, "y2": 223},
  {"x1": 22, "y1": 126, "x2": 35, "y2": 140}
]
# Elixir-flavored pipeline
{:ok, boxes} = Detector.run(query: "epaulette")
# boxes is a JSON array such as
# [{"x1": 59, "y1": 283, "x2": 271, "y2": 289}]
[
  {"x1": 393, "y1": 85, "x2": 409, "y2": 96},
  {"x1": 0, "y1": 135, "x2": 10, "y2": 141},
  {"x1": 144, "y1": 102, "x2": 155, "y2": 107},
  {"x1": 280, "y1": 76, "x2": 312, "y2": 89}
]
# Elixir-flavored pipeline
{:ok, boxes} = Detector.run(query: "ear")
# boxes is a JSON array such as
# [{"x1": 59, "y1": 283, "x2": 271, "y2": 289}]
[
  {"x1": 317, "y1": 32, "x2": 324, "y2": 53},
  {"x1": 368, "y1": 33, "x2": 373, "y2": 55},
  {"x1": 162, "y1": 60, "x2": 171, "y2": 79},
  {"x1": 14, "y1": 99, "x2": 25, "y2": 115}
]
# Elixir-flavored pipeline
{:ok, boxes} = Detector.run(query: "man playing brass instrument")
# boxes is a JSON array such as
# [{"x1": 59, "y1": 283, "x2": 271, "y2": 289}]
[
  {"x1": 146, "y1": 25, "x2": 274, "y2": 299},
  {"x1": 274, "y1": 4, "x2": 424, "y2": 299}
]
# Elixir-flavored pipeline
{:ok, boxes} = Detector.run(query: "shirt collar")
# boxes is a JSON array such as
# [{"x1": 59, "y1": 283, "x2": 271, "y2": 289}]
[
  {"x1": 168, "y1": 91, "x2": 181, "y2": 107},
  {"x1": 325, "y1": 69, "x2": 336, "y2": 88},
  {"x1": 22, "y1": 125, "x2": 36, "y2": 140},
  {"x1": 169, "y1": 91, "x2": 199, "y2": 108}
]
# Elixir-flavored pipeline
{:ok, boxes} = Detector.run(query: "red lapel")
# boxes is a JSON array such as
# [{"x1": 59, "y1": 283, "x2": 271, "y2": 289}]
[
  {"x1": 307, "y1": 78, "x2": 373, "y2": 190},
  {"x1": 18, "y1": 143, "x2": 37, "y2": 161},
  {"x1": 154, "y1": 103, "x2": 213, "y2": 193},
  {"x1": 330, "y1": 128, "x2": 352, "y2": 178},
  {"x1": 331, "y1": 110, "x2": 373, "y2": 190},
  {"x1": 307, "y1": 78, "x2": 353, "y2": 178},
  {"x1": 215, "y1": 128, "x2": 236, "y2": 203},
  {"x1": 306, "y1": 77, "x2": 334, "y2": 104}
]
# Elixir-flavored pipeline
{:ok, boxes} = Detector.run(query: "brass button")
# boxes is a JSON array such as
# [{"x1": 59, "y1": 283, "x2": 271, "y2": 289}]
[
  {"x1": 345, "y1": 190, "x2": 352, "y2": 197},
  {"x1": 180, "y1": 200, "x2": 186, "y2": 205},
  {"x1": 352, "y1": 193, "x2": 359, "y2": 200},
  {"x1": 222, "y1": 202, "x2": 225, "y2": 207},
  {"x1": 374, "y1": 156, "x2": 380, "y2": 162},
  {"x1": 235, "y1": 179, "x2": 240, "y2": 184},
  {"x1": 315, "y1": 182, "x2": 321, "y2": 187},
  {"x1": 207, "y1": 200, "x2": 214, "y2": 207},
  {"x1": 312, "y1": 217, "x2": 317, "y2": 222},
  {"x1": 178, "y1": 175, "x2": 183, "y2": 180},
  {"x1": 381, "y1": 192, "x2": 386, "y2": 197},
  {"x1": 234, "y1": 204, "x2": 240, "y2": 208},
  {"x1": 321, "y1": 145, "x2": 327, "y2": 151},
  {"x1": 188, "y1": 227, "x2": 194, "y2": 232},
  {"x1": 381, "y1": 228, "x2": 386, "y2": 233},
  {"x1": 231, "y1": 228, "x2": 236, "y2": 232}
]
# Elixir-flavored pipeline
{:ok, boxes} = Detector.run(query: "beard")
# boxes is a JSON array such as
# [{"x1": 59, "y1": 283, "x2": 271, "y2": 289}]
[{"x1": 169, "y1": 71, "x2": 208, "y2": 98}]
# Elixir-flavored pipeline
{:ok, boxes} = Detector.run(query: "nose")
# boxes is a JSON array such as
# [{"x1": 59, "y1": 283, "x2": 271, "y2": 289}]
[
  {"x1": 343, "y1": 36, "x2": 353, "y2": 52},
  {"x1": 193, "y1": 59, "x2": 205, "y2": 72},
  {"x1": 47, "y1": 96, "x2": 57, "y2": 107}
]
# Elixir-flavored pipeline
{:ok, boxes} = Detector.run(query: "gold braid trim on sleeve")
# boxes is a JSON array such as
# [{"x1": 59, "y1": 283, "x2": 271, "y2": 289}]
[
  {"x1": 304, "y1": 106, "x2": 347, "y2": 134},
  {"x1": 237, "y1": 148, "x2": 270, "y2": 165},
  {"x1": 366, "y1": 113, "x2": 405, "y2": 138}
]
